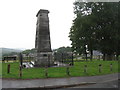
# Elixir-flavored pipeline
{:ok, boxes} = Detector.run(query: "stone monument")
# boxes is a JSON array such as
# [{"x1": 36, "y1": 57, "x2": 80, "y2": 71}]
[{"x1": 34, "y1": 9, "x2": 53, "y2": 67}]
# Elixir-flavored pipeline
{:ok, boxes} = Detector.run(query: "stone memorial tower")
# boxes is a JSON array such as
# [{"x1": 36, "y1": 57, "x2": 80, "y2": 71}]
[{"x1": 34, "y1": 9, "x2": 53, "y2": 67}]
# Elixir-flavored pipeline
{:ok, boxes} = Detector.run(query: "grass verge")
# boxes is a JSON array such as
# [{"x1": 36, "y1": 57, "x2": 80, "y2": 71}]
[{"x1": 1, "y1": 60, "x2": 119, "y2": 79}]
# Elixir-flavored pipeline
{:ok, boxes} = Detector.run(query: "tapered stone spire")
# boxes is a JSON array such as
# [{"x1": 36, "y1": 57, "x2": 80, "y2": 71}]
[{"x1": 34, "y1": 9, "x2": 53, "y2": 67}]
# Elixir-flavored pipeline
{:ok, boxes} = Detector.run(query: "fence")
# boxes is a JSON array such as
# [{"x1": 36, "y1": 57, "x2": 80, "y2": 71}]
[
  {"x1": 7, "y1": 63, "x2": 114, "y2": 78},
  {"x1": 54, "y1": 52, "x2": 74, "y2": 65}
]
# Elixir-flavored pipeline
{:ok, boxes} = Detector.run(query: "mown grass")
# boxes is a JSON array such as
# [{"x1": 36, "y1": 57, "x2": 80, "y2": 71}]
[
  {"x1": 1, "y1": 60, "x2": 119, "y2": 79},
  {"x1": 0, "y1": 62, "x2": 2, "y2": 78}
]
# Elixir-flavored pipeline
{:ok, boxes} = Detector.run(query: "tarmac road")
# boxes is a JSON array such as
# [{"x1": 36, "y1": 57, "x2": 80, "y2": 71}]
[
  {"x1": 56, "y1": 79, "x2": 119, "y2": 90},
  {"x1": 1, "y1": 73, "x2": 119, "y2": 90},
  {"x1": 2, "y1": 80, "x2": 119, "y2": 90}
]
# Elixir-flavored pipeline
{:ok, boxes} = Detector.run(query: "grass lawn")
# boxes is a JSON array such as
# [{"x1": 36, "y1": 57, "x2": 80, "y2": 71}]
[
  {"x1": 1, "y1": 60, "x2": 120, "y2": 79},
  {"x1": 0, "y1": 62, "x2": 2, "y2": 78}
]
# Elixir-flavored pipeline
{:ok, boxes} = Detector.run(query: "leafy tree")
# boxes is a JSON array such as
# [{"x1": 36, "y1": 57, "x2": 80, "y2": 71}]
[
  {"x1": 92, "y1": 2, "x2": 119, "y2": 60},
  {"x1": 53, "y1": 46, "x2": 72, "y2": 53},
  {"x1": 69, "y1": 2, "x2": 97, "y2": 60},
  {"x1": 53, "y1": 46, "x2": 72, "y2": 62},
  {"x1": 69, "y1": 2, "x2": 120, "y2": 60},
  {"x1": 22, "y1": 48, "x2": 36, "y2": 55}
]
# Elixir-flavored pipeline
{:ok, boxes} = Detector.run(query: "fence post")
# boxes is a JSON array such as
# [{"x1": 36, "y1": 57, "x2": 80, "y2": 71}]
[
  {"x1": 66, "y1": 66, "x2": 70, "y2": 76},
  {"x1": 110, "y1": 63, "x2": 113, "y2": 72},
  {"x1": 19, "y1": 65, "x2": 22, "y2": 78},
  {"x1": 99, "y1": 64, "x2": 102, "y2": 73},
  {"x1": 84, "y1": 65, "x2": 87, "y2": 73},
  {"x1": 7, "y1": 64, "x2": 10, "y2": 74},
  {"x1": 19, "y1": 53, "x2": 23, "y2": 78},
  {"x1": 19, "y1": 53, "x2": 23, "y2": 66}
]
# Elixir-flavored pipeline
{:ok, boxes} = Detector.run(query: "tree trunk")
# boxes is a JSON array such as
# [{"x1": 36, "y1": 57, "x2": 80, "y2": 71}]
[
  {"x1": 103, "y1": 53, "x2": 106, "y2": 61},
  {"x1": 116, "y1": 54, "x2": 119, "y2": 61},
  {"x1": 90, "y1": 50, "x2": 93, "y2": 61},
  {"x1": 84, "y1": 45, "x2": 87, "y2": 61},
  {"x1": 85, "y1": 53, "x2": 87, "y2": 61}
]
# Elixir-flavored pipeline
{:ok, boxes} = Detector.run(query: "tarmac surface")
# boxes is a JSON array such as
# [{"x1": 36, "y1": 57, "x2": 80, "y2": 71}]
[
  {"x1": 58, "y1": 79, "x2": 119, "y2": 89},
  {"x1": 1, "y1": 73, "x2": 120, "y2": 89}
]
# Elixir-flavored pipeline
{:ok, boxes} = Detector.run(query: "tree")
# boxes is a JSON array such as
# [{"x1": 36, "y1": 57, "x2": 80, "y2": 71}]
[
  {"x1": 69, "y1": 2, "x2": 97, "y2": 61},
  {"x1": 22, "y1": 48, "x2": 36, "y2": 55},
  {"x1": 53, "y1": 46, "x2": 72, "y2": 53},
  {"x1": 92, "y1": 2, "x2": 120, "y2": 60},
  {"x1": 69, "y1": 2, "x2": 120, "y2": 60},
  {"x1": 53, "y1": 46, "x2": 72, "y2": 62}
]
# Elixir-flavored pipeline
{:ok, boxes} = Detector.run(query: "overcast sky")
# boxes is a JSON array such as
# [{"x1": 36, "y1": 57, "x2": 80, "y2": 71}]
[{"x1": 0, "y1": 0, "x2": 75, "y2": 50}]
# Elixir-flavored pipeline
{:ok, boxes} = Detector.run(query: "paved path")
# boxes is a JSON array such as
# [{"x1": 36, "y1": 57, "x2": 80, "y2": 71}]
[{"x1": 1, "y1": 73, "x2": 120, "y2": 89}]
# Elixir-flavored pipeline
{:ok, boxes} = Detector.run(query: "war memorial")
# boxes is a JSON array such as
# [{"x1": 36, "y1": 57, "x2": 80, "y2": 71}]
[
  {"x1": 34, "y1": 9, "x2": 53, "y2": 67},
  {"x1": 1, "y1": 2, "x2": 119, "y2": 88}
]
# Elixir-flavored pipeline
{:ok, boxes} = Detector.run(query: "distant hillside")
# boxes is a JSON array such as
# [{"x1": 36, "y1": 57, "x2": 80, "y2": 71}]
[{"x1": 0, "y1": 48, "x2": 22, "y2": 55}]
